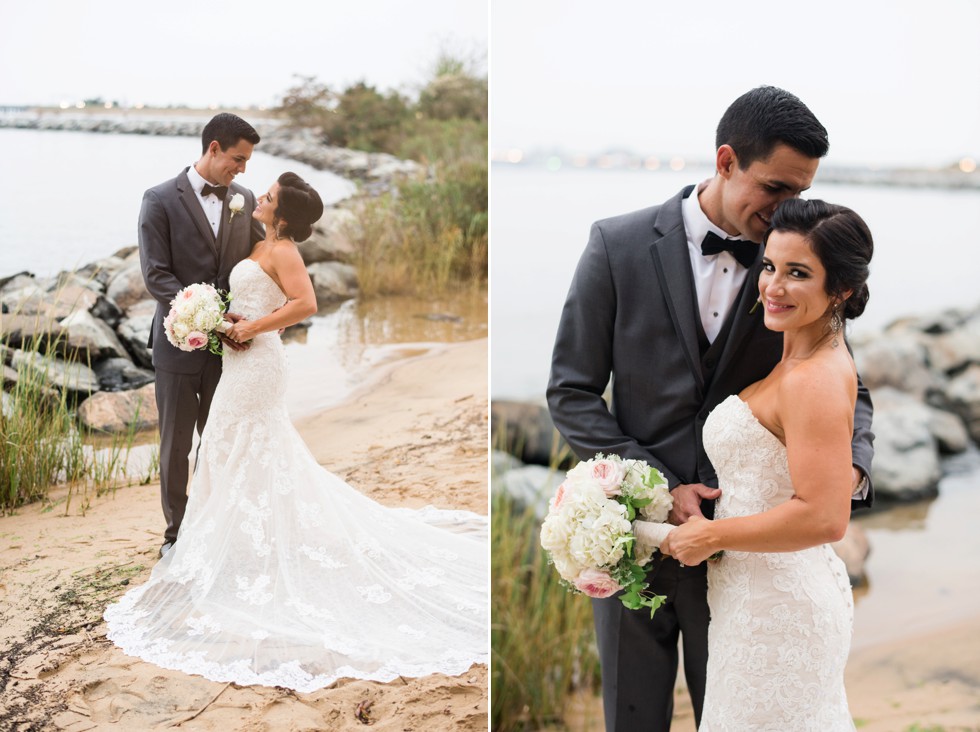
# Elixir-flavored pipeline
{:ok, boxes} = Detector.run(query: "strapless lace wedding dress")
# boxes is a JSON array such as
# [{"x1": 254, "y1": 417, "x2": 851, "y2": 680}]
[
  {"x1": 698, "y1": 395, "x2": 855, "y2": 731},
  {"x1": 104, "y1": 259, "x2": 487, "y2": 692}
]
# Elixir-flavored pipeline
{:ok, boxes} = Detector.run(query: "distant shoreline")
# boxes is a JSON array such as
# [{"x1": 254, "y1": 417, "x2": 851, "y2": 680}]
[{"x1": 490, "y1": 157, "x2": 980, "y2": 190}]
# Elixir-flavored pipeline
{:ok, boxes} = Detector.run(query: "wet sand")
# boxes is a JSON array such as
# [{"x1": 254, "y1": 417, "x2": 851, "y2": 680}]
[{"x1": 0, "y1": 339, "x2": 488, "y2": 731}]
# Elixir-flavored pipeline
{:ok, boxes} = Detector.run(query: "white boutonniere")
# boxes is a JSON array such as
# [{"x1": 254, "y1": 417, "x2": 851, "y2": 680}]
[{"x1": 228, "y1": 193, "x2": 245, "y2": 224}]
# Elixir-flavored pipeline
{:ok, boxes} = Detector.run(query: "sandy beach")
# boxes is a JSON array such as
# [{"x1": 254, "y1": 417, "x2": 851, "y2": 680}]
[{"x1": 0, "y1": 339, "x2": 488, "y2": 731}]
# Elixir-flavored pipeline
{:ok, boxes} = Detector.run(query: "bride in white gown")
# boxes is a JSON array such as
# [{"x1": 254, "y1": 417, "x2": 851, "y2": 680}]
[
  {"x1": 643, "y1": 199, "x2": 874, "y2": 730},
  {"x1": 104, "y1": 173, "x2": 487, "y2": 693}
]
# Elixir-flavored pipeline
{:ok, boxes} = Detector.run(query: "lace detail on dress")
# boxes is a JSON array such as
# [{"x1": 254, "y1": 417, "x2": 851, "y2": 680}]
[
  {"x1": 698, "y1": 395, "x2": 855, "y2": 732},
  {"x1": 104, "y1": 258, "x2": 488, "y2": 693}
]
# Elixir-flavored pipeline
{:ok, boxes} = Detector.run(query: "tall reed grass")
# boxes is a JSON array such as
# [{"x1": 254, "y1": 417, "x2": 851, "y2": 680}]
[
  {"x1": 351, "y1": 157, "x2": 488, "y2": 298},
  {"x1": 491, "y1": 488, "x2": 601, "y2": 731},
  {"x1": 0, "y1": 310, "x2": 157, "y2": 513},
  {"x1": 0, "y1": 333, "x2": 88, "y2": 509}
]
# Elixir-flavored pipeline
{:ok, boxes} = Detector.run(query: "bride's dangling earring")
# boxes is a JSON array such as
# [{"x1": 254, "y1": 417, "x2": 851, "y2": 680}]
[{"x1": 830, "y1": 305, "x2": 843, "y2": 347}]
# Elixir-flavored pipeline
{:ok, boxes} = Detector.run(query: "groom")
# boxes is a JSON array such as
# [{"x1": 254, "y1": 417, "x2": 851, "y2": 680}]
[
  {"x1": 547, "y1": 86, "x2": 875, "y2": 730},
  {"x1": 139, "y1": 113, "x2": 265, "y2": 557}
]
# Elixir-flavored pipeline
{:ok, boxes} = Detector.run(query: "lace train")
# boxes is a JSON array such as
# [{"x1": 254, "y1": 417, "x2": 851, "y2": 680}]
[{"x1": 104, "y1": 259, "x2": 488, "y2": 692}]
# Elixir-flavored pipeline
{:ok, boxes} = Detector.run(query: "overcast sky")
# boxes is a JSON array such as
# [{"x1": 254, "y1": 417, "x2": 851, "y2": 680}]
[
  {"x1": 491, "y1": 0, "x2": 980, "y2": 167},
  {"x1": 0, "y1": 0, "x2": 487, "y2": 108}
]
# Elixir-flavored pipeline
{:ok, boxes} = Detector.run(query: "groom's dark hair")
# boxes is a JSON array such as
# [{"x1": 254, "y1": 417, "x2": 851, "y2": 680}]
[
  {"x1": 201, "y1": 113, "x2": 260, "y2": 154},
  {"x1": 716, "y1": 86, "x2": 828, "y2": 168}
]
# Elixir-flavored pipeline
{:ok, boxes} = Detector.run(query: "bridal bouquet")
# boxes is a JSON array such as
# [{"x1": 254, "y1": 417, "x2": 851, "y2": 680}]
[
  {"x1": 163, "y1": 282, "x2": 231, "y2": 355},
  {"x1": 540, "y1": 454, "x2": 673, "y2": 616}
]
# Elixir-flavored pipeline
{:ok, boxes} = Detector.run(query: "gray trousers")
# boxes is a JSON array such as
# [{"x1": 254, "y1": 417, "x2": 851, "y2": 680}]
[
  {"x1": 154, "y1": 359, "x2": 222, "y2": 544},
  {"x1": 592, "y1": 557, "x2": 710, "y2": 732}
]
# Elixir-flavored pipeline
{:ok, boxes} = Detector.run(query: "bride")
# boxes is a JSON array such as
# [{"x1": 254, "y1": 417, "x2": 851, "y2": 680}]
[
  {"x1": 647, "y1": 198, "x2": 874, "y2": 730},
  {"x1": 104, "y1": 172, "x2": 488, "y2": 693}
]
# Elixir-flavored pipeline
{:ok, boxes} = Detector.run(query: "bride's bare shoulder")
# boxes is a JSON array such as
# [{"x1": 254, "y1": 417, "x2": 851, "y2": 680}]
[{"x1": 779, "y1": 350, "x2": 857, "y2": 409}]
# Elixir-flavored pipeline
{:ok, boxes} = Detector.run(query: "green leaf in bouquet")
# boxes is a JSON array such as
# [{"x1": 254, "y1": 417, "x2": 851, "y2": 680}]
[
  {"x1": 643, "y1": 470, "x2": 667, "y2": 488},
  {"x1": 642, "y1": 593, "x2": 667, "y2": 618}
]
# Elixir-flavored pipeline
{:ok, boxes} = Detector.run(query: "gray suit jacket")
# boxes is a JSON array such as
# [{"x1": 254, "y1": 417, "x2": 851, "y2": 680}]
[
  {"x1": 138, "y1": 168, "x2": 265, "y2": 374},
  {"x1": 547, "y1": 186, "x2": 874, "y2": 508}
]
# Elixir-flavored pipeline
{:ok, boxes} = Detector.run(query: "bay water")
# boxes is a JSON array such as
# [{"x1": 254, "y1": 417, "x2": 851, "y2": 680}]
[{"x1": 0, "y1": 128, "x2": 485, "y2": 416}]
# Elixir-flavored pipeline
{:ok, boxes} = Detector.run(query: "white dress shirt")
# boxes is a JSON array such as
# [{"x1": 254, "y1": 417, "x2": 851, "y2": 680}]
[
  {"x1": 187, "y1": 164, "x2": 223, "y2": 238},
  {"x1": 681, "y1": 186, "x2": 753, "y2": 343}
]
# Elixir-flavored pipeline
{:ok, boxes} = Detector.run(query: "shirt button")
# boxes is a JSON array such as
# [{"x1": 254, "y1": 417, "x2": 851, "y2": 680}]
[
  {"x1": 713, "y1": 312, "x2": 719, "y2": 317},
  {"x1": 723, "y1": 268, "x2": 729, "y2": 273}
]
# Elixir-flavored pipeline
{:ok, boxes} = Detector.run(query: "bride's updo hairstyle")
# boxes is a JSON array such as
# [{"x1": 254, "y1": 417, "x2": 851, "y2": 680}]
[
  {"x1": 765, "y1": 198, "x2": 873, "y2": 320},
  {"x1": 275, "y1": 172, "x2": 324, "y2": 242}
]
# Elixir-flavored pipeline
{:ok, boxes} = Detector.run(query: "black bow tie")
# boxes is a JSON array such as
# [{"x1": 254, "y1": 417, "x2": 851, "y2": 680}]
[
  {"x1": 201, "y1": 183, "x2": 228, "y2": 200},
  {"x1": 700, "y1": 231, "x2": 758, "y2": 269}
]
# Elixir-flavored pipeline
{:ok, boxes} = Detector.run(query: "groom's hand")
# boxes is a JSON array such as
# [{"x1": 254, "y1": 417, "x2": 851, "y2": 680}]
[{"x1": 668, "y1": 483, "x2": 722, "y2": 525}]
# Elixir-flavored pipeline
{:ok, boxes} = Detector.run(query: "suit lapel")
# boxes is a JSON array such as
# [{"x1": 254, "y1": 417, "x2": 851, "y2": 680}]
[
  {"x1": 216, "y1": 197, "x2": 231, "y2": 261},
  {"x1": 649, "y1": 186, "x2": 704, "y2": 392},
  {"x1": 176, "y1": 170, "x2": 219, "y2": 260},
  {"x1": 712, "y1": 254, "x2": 768, "y2": 380}
]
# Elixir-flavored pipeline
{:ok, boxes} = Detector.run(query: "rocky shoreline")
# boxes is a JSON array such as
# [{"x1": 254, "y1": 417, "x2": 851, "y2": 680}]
[
  {"x1": 0, "y1": 112, "x2": 423, "y2": 193},
  {"x1": 491, "y1": 303, "x2": 980, "y2": 583},
  {"x1": 0, "y1": 113, "x2": 434, "y2": 435},
  {"x1": 0, "y1": 217, "x2": 365, "y2": 434}
]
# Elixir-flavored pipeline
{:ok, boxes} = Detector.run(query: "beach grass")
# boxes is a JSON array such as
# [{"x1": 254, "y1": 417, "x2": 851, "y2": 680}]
[
  {"x1": 279, "y1": 58, "x2": 487, "y2": 297},
  {"x1": 351, "y1": 157, "x2": 488, "y2": 297},
  {"x1": 491, "y1": 488, "x2": 600, "y2": 731},
  {"x1": 0, "y1": 316, "x2": 156, "y2": 513}
]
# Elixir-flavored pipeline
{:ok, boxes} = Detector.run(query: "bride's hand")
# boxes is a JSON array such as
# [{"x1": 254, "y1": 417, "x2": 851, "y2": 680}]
[
  {"x1": 221, "y1": 315, "x2": 255, "y2": 350},
  {"x1": 226, "y1": 319, "x2": 259, "y2": 343},
  {"x1": 661, "y1": 515, "x2": 718, "y2": 567}
]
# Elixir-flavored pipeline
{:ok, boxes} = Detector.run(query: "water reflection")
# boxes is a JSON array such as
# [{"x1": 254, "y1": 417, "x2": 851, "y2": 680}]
[
  {"x1": 851, "y1": 448, "x2": 980, "y2": 649},
  {"x1": 284, "y1": 289, "x2": 487, "y2": 417}
]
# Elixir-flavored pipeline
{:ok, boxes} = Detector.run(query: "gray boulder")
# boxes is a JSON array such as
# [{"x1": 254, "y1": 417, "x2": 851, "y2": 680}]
[
  {"x1": 59, "y1": 309, "x2": 130, "y2": 360},
  {"x1": 307, "y1": 262, "x2": 358, "y2": 304},
  {"x1": 78, "y1": 383, "x2": 158, "y2": 433},
  {"x1": 10, "y1": 349, "x2": 100, "y2": 395},
  {"x1": 927, "y1": 320, "x2": 980, "y2": 375},
  {"x1": 94, "y1": 357, "x2": 156, "y2": 392},
  {"x1": 0, "y1": 313, "x2": 64, "y2": 351},
  {"x1": 945, "y1": 364, "x2": 980, "y2": 443},
  {"x1": 491, "y1": 463, "x2": 562, "y2": 519},
  {"x1": 868, "y1": 387, "x2": 941, "y2": 500},
  {"x1": 106, "y1": 263, "x2": 150, "y2": 313},
  {"x1": 298, "y1": 208, "x2": 360, "y2": 265},
  {"x1": 927, "y1": 407, "x2": 970, "y2": 454},
  {"x1": 852, "y1": 332, "x2": 940, "y2": 398},
  {"x1": 116, "y1": 312, "x2": 154, "y2": 368},
  {"x1": 491, "y1": 400, "x2": 573, "y2": 469}
]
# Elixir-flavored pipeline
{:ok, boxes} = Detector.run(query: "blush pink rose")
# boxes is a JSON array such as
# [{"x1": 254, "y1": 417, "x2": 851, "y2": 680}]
[
  {"x1": 591, "y1": 459, "x2": 626, "y2": 497},
  {"x1": 573, "y1": 568, "x2": 621, "y2": 598},
  {"x1": 182, "y1": 289, "x2": 195, "y2": 299},
  {"x1": 551, "y1": 482, "x2": 569, "y2": 511},
  {"x1": 185, "y1": 331, "x2": 208, "y2": 349}
]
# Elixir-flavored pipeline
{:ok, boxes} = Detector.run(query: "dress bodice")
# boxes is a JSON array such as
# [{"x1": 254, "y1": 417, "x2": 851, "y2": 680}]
[
  {"x1": 228, "y1": 258, "x2": 287, "y2": 321},
  {"x1": 697, "y1": 394, "x2": 855, "y2": 731},
  {"x1": 703, "y1": 394, "x2": 794, "y2": 520}
]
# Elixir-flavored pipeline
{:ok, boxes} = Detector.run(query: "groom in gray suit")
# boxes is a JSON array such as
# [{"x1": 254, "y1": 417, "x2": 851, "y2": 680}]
[
  {"x1": 139, "y1": 113, "x2": 265, "y2": 556},
  {"x1": 547, "y1": 86, "x2": 875, "y2": 730}
]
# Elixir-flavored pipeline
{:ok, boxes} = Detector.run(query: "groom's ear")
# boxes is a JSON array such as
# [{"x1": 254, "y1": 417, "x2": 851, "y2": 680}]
[
  {"x1": 716, "y1": 145, "x2": 737, "y2": 180},
  {"x1": 207, "y1": 140, "x2": 221, "y2": 156}
]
